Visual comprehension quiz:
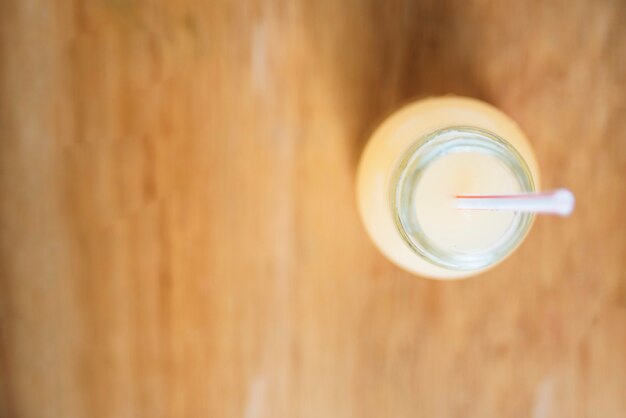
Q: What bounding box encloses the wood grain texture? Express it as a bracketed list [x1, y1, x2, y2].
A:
[1, 0, 625, 417]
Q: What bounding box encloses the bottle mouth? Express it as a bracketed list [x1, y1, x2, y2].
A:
[391, 126, 536, 271]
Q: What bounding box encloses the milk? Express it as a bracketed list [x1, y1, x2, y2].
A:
[356, 96, 540, 279]
[415, 151, 520, 252]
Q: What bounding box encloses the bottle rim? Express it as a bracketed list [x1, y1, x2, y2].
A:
[391, 126, 536, 271]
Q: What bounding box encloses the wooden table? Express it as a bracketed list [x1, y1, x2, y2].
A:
[1, 1, 625, 417]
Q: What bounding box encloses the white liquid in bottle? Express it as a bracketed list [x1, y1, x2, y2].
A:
[356, 96, 540, 279]
[415, 152, 520, 252]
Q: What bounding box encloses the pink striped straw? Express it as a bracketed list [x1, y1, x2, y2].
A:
[455, 188, 575, 217]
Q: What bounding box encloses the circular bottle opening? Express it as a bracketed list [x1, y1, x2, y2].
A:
[392, 126, 536, 271]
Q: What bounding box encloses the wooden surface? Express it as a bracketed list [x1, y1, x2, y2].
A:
[1, 1, 626, 417]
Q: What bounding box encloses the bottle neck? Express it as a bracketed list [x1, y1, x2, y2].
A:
[392, 126, 536, 271]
